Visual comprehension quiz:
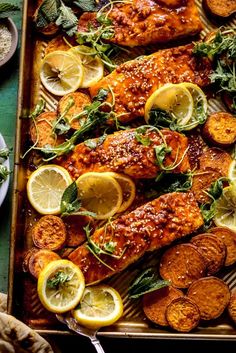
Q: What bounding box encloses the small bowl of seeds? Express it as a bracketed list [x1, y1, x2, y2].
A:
[0, 17, 18, 68]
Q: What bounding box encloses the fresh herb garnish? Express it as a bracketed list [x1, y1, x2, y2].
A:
[46, 271, 70, 289]
[0, 165, 10, 184]
[55, 1, 78, 37]
[0, 148, 10, 160]
[60, 181, 96, 217]
[200, 177, 229, 228]
[193, 30, 236, 107]
[28, 99, 46, 120]
[135, 126, 151, 146]
[0, 2, 19, 16]
[129, 268, 170, 299]
[73, 0, 97, 12]
[144, 172, 193, 199]
[154, 144, 172, 168]
[84, 132, 107, 149]
[52, 97, 74, 135]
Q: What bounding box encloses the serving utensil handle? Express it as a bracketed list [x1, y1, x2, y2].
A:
[90, 337, 106, 353]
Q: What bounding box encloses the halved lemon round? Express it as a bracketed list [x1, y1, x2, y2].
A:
[37, 259, 85, 313]
[40, 51, 84, 96]
[76, 172, 123, 220]
[179, 82, 208, 130]
[72, 285, 123, 329]
[103, 172, 136, 213]
[27, 165, 72, 214]
[69, 46, 104, 88]
[144, 83, 193, 126]
[214, 183, 236, 232]
[228, 160, 236, 182]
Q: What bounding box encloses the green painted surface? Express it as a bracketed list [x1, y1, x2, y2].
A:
[0, 0, 22, 293]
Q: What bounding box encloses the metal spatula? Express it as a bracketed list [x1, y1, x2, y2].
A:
[56, 314, 105, 353]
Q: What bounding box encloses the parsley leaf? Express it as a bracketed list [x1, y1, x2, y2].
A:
[46, 271, 70, 289]
[154, 144, 172, 168]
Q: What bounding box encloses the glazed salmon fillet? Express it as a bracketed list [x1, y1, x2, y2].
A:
[89, 44, 212, 123]
[61, 128, 190, 180]
[69, 192, 203, 284]
[78, 0, 202, 47]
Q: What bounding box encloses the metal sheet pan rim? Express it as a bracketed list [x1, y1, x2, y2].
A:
[8, 0, 236, 339]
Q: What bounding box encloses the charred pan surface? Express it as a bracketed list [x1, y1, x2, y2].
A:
[61, 128, 190, 180]
[78, 0, 203, 47]
[68, 192, 203, 284]
[89, 44, 212, 123]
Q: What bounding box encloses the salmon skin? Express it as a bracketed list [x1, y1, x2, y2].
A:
[89, 44, 212, 123]
[69, 192, 203, 284]
[78, 0, 203, 47]
[60, 128, 190, 180]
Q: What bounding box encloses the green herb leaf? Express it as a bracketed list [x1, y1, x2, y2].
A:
[208, 177, 228, 200]
[0, 3, 19, 14]
[46, 271, 70, 289]
[135, 127, 151, 146]
[28, 99, 46, 120]
[104, 241, 117, 254]
[97, 14, 112, 26]
[56, 2, 78, 36]
[93, 88, 109, 102]
[154, 144, 172, 168]
[73, 0, 97, 12]
[129, 268, 170, 299]
[0, 148, 10, 160]
[0, 165, 10, 184]
[61, 181, 82, 216]
[149, 108, 173, 128]
[35, 0, 60, 28]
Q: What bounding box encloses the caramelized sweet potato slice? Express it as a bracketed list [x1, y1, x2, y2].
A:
[190, 233, 226, 275]
[203, 0, 236, 18]
[58, 92, 91, 130]
[44, 35, 76, 56]
[64, 215, 94, 247]
[159, 244, 206, 289]
[187, 277, 230, 320]
[142, 286, 184, 327]
[32, 215, 66, 251]
[30, 112, 64, 148]
[199, 147, 232, 177]
[28, 249, 60, 278]
[22, 248, 39, 273]
[203, 112, 236, 147]
[228, 290, 236, 325]
[209, 227, 236, 266]
[166, 297, 200, 332]
[191, 168, 222, 204]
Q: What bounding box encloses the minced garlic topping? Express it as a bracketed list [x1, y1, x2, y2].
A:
[0, 24, 12, 62]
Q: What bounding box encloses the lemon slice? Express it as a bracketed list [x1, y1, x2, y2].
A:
[37, 259, 85, 313]
[69, 46, 104, 88]
[72, 285, 123, 329]
[40, 51, 84, 96]
[145, 83, 193, 126]
[214, 183, 236, 232]
[27, 165, 72, 215]
[179, 83, 208, 130]
[104, 172, 136, 213]
[228, 160, 236, 182]
[76, 172, 123, 220]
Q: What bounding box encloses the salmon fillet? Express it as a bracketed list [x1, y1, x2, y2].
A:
[78, 0, 203, 47]
[69, 192, 203, 284]
[89, 44, 212, 123]
[60, 128, 190, 180]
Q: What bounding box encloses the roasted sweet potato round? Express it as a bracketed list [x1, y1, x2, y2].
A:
[199, 147, 232, 177]
[159, 244, 207, 288]
[142, 286, 184, 326]
[32, 215, 66, 251]
[190, 233, 226, 275]
[22, 248, 39, 273]
[202, 112, 236, 147]
[64, 215, 94, 247]
[166, 297, 200, 332]
[203, 0, 236, 18]
[187, 277, 230, 320]
[228, 290, 236, 325]
[58, 92, 91, 130]
[191, 168, 222, 204]
[44, 35, 76, 56]
[209, 227, 236, 266]
[28, 249, 61, 278]
[30, 112, 64, 148]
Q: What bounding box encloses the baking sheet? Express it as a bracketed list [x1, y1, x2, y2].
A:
[8, 0, 236, 339]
